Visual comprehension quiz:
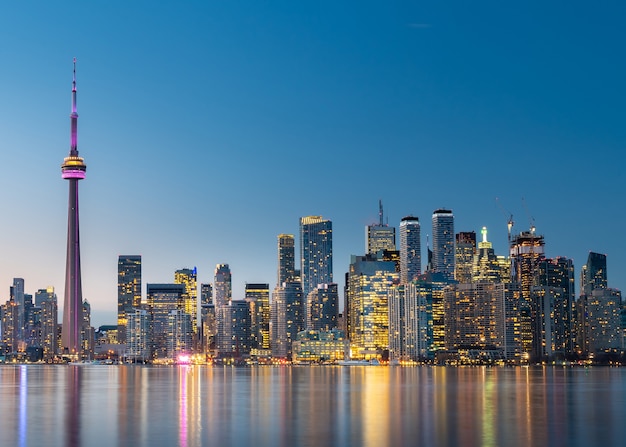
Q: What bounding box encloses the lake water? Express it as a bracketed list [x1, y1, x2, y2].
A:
[0, 365, 624, 447]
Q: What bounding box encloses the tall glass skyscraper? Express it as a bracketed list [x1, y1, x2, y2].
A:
[431, 209, 455, 281]
[300, 216, 333, 299]
[277, 234, 296, 285]
[455, 231, 476, 284]
[118, 255, 142, 345]
[214, 264, 232, 308]
[399, 216, 421, 284]
[174, 267, 198, 333]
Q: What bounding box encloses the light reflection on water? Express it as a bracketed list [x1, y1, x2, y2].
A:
[0, 365, 624, 447]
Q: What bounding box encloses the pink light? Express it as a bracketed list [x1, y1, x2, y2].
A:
[177, 354, 191, 364]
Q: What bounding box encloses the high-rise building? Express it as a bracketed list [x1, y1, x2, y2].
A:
[117, 255, 142, 345]
[444, 282, 506, 352]
[214, 264, 232, 308]
[366, 201, 396, 255]
[306, 283, 339, 331]
[36, 287, 58, 358]
[586, 288, 622, 353]
[399, 216, 421, 284]
[472, 227, 507, 283]
[271, 282, 303, 359]
[432, 209, 455, 281]
[174, 267, 198, 333]
[200, 283, 213, 306]
[216, 300, 252, 357]
[12, 278, 25, 344]
[61, 60, 87, 356]
[245, 283, 270, 350]
[389, 282, 432, 362]
[300, 216, 333, 299]
[277, 234, 296, 284]
[346, 253, 398, 359]
[581, 252, 607, 296]
[455, 231, 476, 283]
[167, 309, 193, 358]
[126, 309, 150, 362]
[146, 284, 185, 360]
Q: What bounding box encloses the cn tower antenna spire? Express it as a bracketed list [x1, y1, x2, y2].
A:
[70, 57, 78, 156]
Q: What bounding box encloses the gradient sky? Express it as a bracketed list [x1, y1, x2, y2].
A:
[0, 2, 624, 327]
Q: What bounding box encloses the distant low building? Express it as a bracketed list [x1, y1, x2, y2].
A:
[292, 329, 348, 363]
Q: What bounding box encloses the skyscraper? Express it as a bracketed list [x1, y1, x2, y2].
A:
[174, 267, 198, 333]
[277, 234, 296, 284]
[300, 216, 333, 299]
[214, 264, 232, 308]
[146, 284, 185, 360]
[117, 255, 142, 345]
[61, 59, 87, 356]
[455, 231, 476, 284]
[245, 283, 270, 350]
[399, 216, 421, 283]
[366, 201, 396, 255]
[431, 209, 455, 281]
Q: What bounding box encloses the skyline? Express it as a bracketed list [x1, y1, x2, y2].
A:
[0, 2, 624, 328]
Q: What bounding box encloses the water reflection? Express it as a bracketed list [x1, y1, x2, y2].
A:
[0, 365, 625, 446]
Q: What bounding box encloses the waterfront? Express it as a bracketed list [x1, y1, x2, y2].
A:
[0, 365, 624, 447]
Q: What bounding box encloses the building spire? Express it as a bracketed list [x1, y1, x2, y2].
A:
[379, 199, 384, 226]
[70, 57, 78, 156]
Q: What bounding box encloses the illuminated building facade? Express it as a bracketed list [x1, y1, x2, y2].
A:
[473, 227, 506, 283]
[167, 309, 193, 358]
[278, 234, 296, 284]
[126, 309, 149, 362]
[214, 264, 232, 308]
[366, 202, 395, 255]
[200, 283, 213, 306]
[271, 281, 303, 359]
[399, 216, 421, 283]
[389, 282, 432, 361]
[245, 283, 270, 349]
[455, 231, 476, 284]
[306, 283, 339, 331]
[432, 209, 455, 281]
[117, 255, 142, 345]
[586, 288, 622, 353]
[346, 254, 398, 359]
[292, 329, 348, 363]
[444, 282, 506, 352]
[36, 287, 58, 358]
[146, 284, 185, 360]
[300, 216, 333, 299]
[61, 60, 87, 356]
[174, 268, 198, 333]
[216, 300, 251, 357]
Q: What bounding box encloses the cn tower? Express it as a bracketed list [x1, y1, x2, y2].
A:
[61, 59, 87, 356]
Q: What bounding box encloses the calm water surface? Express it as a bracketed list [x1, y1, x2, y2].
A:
[0, 365, 624, 447]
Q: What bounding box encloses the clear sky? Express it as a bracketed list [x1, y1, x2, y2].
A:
[0, 2, 624, 328]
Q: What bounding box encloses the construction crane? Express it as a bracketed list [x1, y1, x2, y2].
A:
[495, 197, 514, 245]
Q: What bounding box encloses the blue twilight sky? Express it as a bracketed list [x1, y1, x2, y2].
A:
[0, 2, 624, 327]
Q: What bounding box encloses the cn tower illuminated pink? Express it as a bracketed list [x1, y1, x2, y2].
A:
[61, 58, 87, 356]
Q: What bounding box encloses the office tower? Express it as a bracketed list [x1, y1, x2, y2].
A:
[35, 287, 58, 358]
[431, 209, 455, 280]
[535, 257, 575, 359]
[214, 264, 232, 308]
[389, 282, 432, 362]
[200, 283, 213, 306]
[473, 227, 506, 283]
[300, 216, 333, 299]
[444, 282, 506, 352]
[126, 309, 149, 362]
[277, 234, 296, 284]
[174, 267, 198, 333]
[581, 252, 607, 295]
[216, 300, 252, 357]
[271, 282, 303, 359]
[510, 230, 545, 301]
[146, 284, 185, 360]
[245, 283, 270, 349]
[586, 288, 622, 352]
[117, 255, 142, 345]
[200, 304, 216, 354]
[346, 253, 399, 359]
[12, 278, 25, 344]
[400, 216, 421, 283]
[81, 300, 94, 359]
[61, 60, 87, 356]
[167, 309, 193, 358]
[366, 201, 396, 255]
[1, 295, 19, 352]
[455, 231, 476, 283]
[306, 283, 339, 331]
